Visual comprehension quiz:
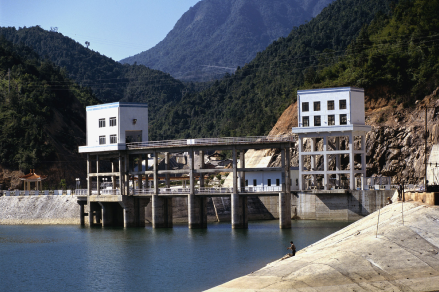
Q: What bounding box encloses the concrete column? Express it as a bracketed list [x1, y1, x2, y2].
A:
[165, 152, 170, 188]
[349, 133, 355, 190]
[310, 138, 316, 187]
[153, 152, 158, 195]
[188, 149, 207, 228]
[323, 135, 328, 190]
[87, 154, 92, 196]
[285, 146, 291, 193]
[280, 145, 291, 229]
[199, 150, 205, 187]
[189, 149, 194, 194]
[119, 153, 124, 196]
[361, 135, 366, 183]
[298, 136, 304, 190]
[279, 192, 291, 229]
[188, 195, 207, 229]
[281, 148, 286, 193]
[79, 201, 86, 226]
[239, 150, 245, 192]
[335, 137, 340, 187]
[232, 147, 237, 193]
[137, 154, 143, 191]
[96, 155, 101, 196]
[124, 153, 129, 195]
[152, 195, 173, 228]
[231, 193, 248, 229]
[111, 160, 116, 191]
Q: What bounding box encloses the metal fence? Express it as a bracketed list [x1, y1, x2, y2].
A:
[127, 135, 294, 150]
[1, 190, 73, 196]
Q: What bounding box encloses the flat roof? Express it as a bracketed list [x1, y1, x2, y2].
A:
[297, 87, 364, 95]
[86, 102, 148, 111]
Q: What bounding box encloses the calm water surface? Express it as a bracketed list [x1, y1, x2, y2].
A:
[0, 220, 351, 292]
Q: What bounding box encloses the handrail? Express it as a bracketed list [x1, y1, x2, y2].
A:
[126, 135, 295, 150]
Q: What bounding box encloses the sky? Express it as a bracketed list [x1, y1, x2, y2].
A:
[0, 0, 200, 61]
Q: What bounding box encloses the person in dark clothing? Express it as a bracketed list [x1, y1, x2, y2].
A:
[287, 241, 296, 256]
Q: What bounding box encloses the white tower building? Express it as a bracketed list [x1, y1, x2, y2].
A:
[292, 87, 371, 190]
[79, 102, 148, 153]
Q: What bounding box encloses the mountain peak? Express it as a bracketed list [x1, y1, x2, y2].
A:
[120, 0, 335, 81]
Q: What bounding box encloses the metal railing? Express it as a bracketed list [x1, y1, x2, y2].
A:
[127, 135, 294, 150]
[2, 190, 73, 196]
[131, 186, 283, 195]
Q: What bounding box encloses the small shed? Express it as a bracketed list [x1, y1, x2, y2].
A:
[208, 152, 226, 161]
[19, 169, 47, 191]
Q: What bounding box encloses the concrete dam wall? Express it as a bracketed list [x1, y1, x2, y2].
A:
[260, 190, 397, 221]
[0, 190, 401, 225]
[0, 195, 80, 225]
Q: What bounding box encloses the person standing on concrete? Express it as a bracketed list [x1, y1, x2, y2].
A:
[287, 241, 296, 256]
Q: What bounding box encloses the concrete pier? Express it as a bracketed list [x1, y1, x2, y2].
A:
[87, 195, 149, 227]
[188, 195, 207, 228]
[152, 195, 173, 228]
[278, 192, 291, 228]
[231, 193, 248, 229]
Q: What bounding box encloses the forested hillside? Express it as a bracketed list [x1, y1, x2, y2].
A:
[310, 0, 439, 104]
[150, 0, 397, 139]
[0, 36, 97, 185]
[121, 0, 335, 81]
[0, 26, 187, 140]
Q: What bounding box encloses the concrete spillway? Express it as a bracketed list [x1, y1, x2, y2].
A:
[206, 202, 439, 291]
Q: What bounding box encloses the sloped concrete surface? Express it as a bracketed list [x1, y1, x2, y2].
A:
[207, 202, 439, 291]
[0, 195, 80, 224]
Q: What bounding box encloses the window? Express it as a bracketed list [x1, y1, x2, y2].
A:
[302, 102, 309, 112]
[328, 115, 335, 125]
[327, 100, 334, 110]
[267, 179, 271, 186]
[245, 180, 248, 187]
[340, 114, 347, 125]
[99, 118, 105, 128]
[99, 136, 106, 145]
[296, 179, 299, 186]
[339, 99, 347, 109]
[313, 101, 320, 111]
[110, 135, 117, 144]
[276, 179, 280, 186]
[109, 117, 116, 127]
[302, 116, 309, 127]
[314, 115, 321, 126]
[253, 179, 257, 187]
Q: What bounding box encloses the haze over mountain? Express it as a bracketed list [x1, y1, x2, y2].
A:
[120, 0, 335, 81]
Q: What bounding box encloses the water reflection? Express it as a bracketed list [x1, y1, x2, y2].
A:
[0, 220, 351, 292]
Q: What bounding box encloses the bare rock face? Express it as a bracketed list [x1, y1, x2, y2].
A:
[268, 87, 439, 184]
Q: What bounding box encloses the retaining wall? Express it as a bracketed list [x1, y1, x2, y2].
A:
[260, 190, 397, 220]
[0, 195, 80, 225]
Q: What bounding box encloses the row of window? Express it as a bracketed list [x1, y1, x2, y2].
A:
[245, 179, 280, 187]
[99, 117, 117, 128]
[302, 99, 346, 112]
[99, 135, 117, 145]
[302, 114, 347, 127]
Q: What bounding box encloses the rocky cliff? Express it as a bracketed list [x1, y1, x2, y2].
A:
[267, 87, 439, 184]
